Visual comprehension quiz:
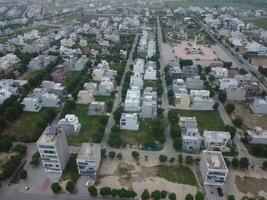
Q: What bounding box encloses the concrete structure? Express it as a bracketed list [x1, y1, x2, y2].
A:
[250, 97, 267, 114]
[172, 79, 186, 94]
[179, 117, 202, 152]
[219, 78, 239, 90]
[130, 73, 143, 89]
[76, 143, 101, 177]
[140, 87, 157, 118]
[246, 127, 267, 144]
[37, 125, 70, 174]
[120, 113, 139, 131]
[124, 88, 141, 112]
[210, 67, 228, 78]
[133, 58, 145, 74]
[190, 90, 214, 110]
[226, 86, 246, 101]
[144, 61, 157, 80]
[203, 130, 231, 152]
[41, 81, 65, 96]
[200, 150, 228, 186]
[41, 93, 61, 108]
[175, 93, 191, 110]
[84, 82, 97, 95]
[22, 97, 42, 112]
[58, 114, 81, 136]
[88, 101, 106, 115]
[77, 90, 94, 104]
[28, 55, 56, 71]
[92, 68, 104, 82]
[186, 77, 204, 90]
[98, 77, 115, 96]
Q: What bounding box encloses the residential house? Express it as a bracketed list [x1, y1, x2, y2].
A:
[84, 82, 97, 95]
[58, 114, 81, 136]
[243, 82, 261, 98]
[190, 90, 215, 110]
[52, 65, 69, 83]
[0, 89, 12, 104]
[28, 55, 56, 71]
[246, 127, 267, 144]
[182, 65, 199, 78]
[124, 88, 141, 112]
[22, 97, 42, 112]
[77, 90, 94, 104]
[210, 67, 228, 78]
[76, 143, 101, 177]
[175, 93, 191, 110]
[41, 93, 61, 108]
[173, 79, 186, 94]
[219, 78, 239, 90]
[140, 87, 157, 118]
[130, 73, 143, 90]
[186, 77, 204, 90]
[88, 101, 106, 116]
[92, 68, 104, 81]
[73, 55, 88, 71]
[0, 54, 20, 73]
[98, 77, 115, 96]
[120, 113, 139, 131]
[41, 81, 65, 97]
[200, 150, 228, 186]
[250, 97, 267, 114]
[37, 125, 69, 174]
[203, 130, 231, 152]
[226, 85, 246, 101]
[133, 59, 145, 74]
[235, 74, 252, 86]
[144, 61, 157, 80]
[147, 40, 156, 59]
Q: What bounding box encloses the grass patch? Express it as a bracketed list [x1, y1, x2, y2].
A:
[174, 110, 224, 134]
[94, 96, 111, 102]
[251, 18, 267, 30]
[144, 80, 157, 89]
[34, 25, 57, 33]
[2, 108, 58, 142]
[157, 165, 198, 187]
[62, 154, 79, 183]
[67, 105, 108, 146]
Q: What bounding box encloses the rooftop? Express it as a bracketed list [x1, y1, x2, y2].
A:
[77, 143, 100, 161]
[202, 150, 228, 171]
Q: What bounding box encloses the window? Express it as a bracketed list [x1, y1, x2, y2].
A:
[39, 145, 54, 149]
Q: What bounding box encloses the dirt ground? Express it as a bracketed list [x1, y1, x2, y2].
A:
[228, 69, 240, 78]
[232, 103, 267, 129]
[235, 176, 267, 196]
[251, 57, 267, 68]
[97, 158, 199, 199]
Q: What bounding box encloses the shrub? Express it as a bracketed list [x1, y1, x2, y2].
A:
[159, 154, 168, 162]
[66, 181, 75, 193]
[131, 151, 139, 160]
[173, 138, 182, 151]
[100, 187, 111, 196]
[161, 190, 168, 198]
[109, 151, 116, 159]
[232, 157, 239, 168]
[141, 189, 150, 200]
[262, 160, 267, 170]
[224, 157, 231, 167]
[51, 182, 61, 193]
[185, 194, 194, 200]
[195, 191, 205, 200]
[117, 153, 122, 160]
[169, 157, 175, 163]
[88, 185, 97, 196]
[14, 144, 27, 155]
[225, 125, 236, 139]
[239, 157, 249, 169]
[232, 117, 243, 128]
[218, 90, 227, 103]
[0, 137, 12, 152]
[228, 195, 236, 200]
[185, 156, 193, 165]
[225, 103, 235, 114]
[178, 154, 183, 164]
[19, 169, 27, 179]
[30, 151, 40, 166]
[151, 190, 161, 200]
[169, 192, 176, 200]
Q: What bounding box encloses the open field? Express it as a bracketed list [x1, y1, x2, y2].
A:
[251, 18, 267, 30]
[173, 110, 224, 134]
[67, 105, 108, 146]
[251, 57, 267, 68]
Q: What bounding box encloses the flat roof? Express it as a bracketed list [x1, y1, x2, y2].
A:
[202, 150, 228, 171]
[77, 143, 100, 161]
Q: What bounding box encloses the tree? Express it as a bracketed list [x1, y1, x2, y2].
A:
[232, 117, 243, 128]
[66, 181, 75, 193]
[113, 106, 123, 124]
[169, 157, 175, 163]
[109, 151, 116, 159]
[262, 160, 267, 170]
[141, 189, 150, 200]
[100, 187, 111, 196]
[117, 153, 122, 160]
[0, 116, 7, 130]
[225, 103, 235, 114]
[88, 185, 97, 196]
[239, 157, 249, 169]
[218, 90, 227, 103]
[161, 190, 168, 198]
[151, 190, 161, 200]
[173, 138, 182, 151]
[168, 110, 179, 123]
[228, 195, 236, 200]
[131, 151, 140, 160]
[101, 149, 106, 158]
[224, 157, 231, 167]
[232, 157, 239, 168]
[185, 156, 193, 165]
[106, 100, 113, 113]
[195, 191, 205, 200]
[19, 169, 27, 179]
[185, 194, 194, 200]
[178, 154, 183, 164]
[0, 137, 12, 152]
[14, 144, 27, 155]
[51, 182, 61, 193]
[225, 125, 236, 139]
[159, 154, 168, 162]
[169, 192, 176, 200]
[111, 189, 118, 198]
[30, 151, 40, 166]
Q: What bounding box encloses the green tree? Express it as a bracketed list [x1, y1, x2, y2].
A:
[178, 154, 183, 164]
[51, 182, 61, 193]
[106, 100, 113, 113]
[14, 144, 27, 155]
[117, 153, 122, 160]
[225, 125, 236, 139]
[232, 157, 239, 168]
[185, 156, 193, 165]
[224, 157, 231, 167]
[218, 90, 227, 103]
[225, 103, 235, 114]
[88, 185, 97, 196]
[131, 151, 140, 160]
[100, 187, 111, 196]
[185, 194, 194, 200]
[169, 192, 176, 200]
[0, 116, 7, 130]
[141, 189, 150, 200]
[173, 138, 183, 151]
[113, 106, 123, 124]
[195, 191, 205, 200]
[228, 195, 236, 200]
[151, 190, 161, 200]
[109, 151, 116, 159]
[232, 117, 243, 128]
[30, 151, 40, 166]
[169, 157, 175, 163]
[19, 169, 27, 179]
[239, 157, 249, 169]
[262, 160, 267, 170]
[161, 190, 168, 198]
[66, 181, 75, 193]
[0, 137, 12, 152]
[159, 154, 168, 162]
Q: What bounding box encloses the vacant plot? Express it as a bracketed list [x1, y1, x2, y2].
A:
[235, 175, 267, 196]
[251, 57, 267, 68]
[252, 18, 267, 30]
[175, 110, 224, 134]
[3, 108, 58, 142]
[67, 105, 108, 145]
[157, 165, 198, 187]
[232, 103, 267, 129]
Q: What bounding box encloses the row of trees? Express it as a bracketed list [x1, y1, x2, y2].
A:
[88, 185, 136, 198]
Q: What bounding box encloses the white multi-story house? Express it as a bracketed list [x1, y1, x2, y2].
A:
[173, 79, 186, 94]
[0, 89, 12, 104]
[58, 114, 81, 136]
[246, 127, 267, 144]
[200, 150, 228, 186]
[190, 90, 214, 110]
[133, 58, 145, 74]
[250, 97, 267, 114]
[37, 125, 70, 174]
[98, 77, 115, 96]
[144, 62, 157, 80]
[179, 117, 202, 152]
[41, 81, 65, 96]
[210, 67, 228, 78]
[219, 78, 239, 90]
[22, 97, 42, 112]
[226, 86, 246, 101]
[140, 87, 157, 118]
[77, 90, 94, 104]
[124, 88, 141, 112]
[130, 73, 143, 90]
[84, 82, 97, 95]
[120, 113, 139, 131]
[76, 143, 101, 178]
[203, 130, 231, 152]
[41, 93, 61, 108]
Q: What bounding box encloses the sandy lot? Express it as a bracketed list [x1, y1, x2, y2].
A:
[251, 57, 267, 68]
[97, 158, 200, 199]
[232, 103, 267, 129]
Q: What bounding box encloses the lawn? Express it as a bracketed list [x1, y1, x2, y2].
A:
[143, 81, 157, 89]
[174, 110, 224, 134]
[156, 165, 198, 187]
[67, 105, 108, 146]
[2, 108, 58, 142]
[62, 154, 79, 183]
[34, 25, 57, 33]
[252, 18, 267, 30]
